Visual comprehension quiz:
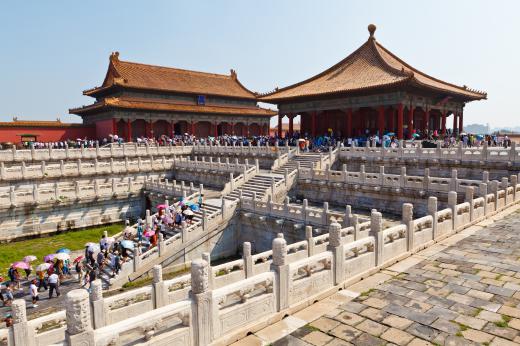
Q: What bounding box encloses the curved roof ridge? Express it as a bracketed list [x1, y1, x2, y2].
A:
[374, 41, 486, 97]
[259, 39, 379, 97]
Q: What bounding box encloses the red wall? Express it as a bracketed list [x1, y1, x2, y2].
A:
[95, 119, 114, 140]
[0, 126, 96, 143]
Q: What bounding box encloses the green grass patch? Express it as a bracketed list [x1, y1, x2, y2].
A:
[471, 307, 483, 317]
[494, 314, 512, 328]
[495, 274, 504, 280]
[360, 288, 375, 297]
[451, 321, 469, 332]
[0, 223, 123, 273]
[303, 324, 320, 333]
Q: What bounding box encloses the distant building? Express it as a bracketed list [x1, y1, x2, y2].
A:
[0, 119, 94, 144]
[70, 52, 275, 139]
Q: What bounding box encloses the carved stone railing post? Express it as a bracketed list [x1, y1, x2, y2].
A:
[158, 232, 165, 256]
[511, 175, 518, 201]
[272, 236, 288, 311]
[33, 184, 39, 203]
[448, 191, 458, 230]
[400, 167, 406, 188]
[0, 162, 5, 180]
[329, 221, 344, 285]
[191, 258, 213, 346]
[479, 182, 488, 214]
[305, 225, 315, 256]
[371, 210, 384, 266]
[242, 242, 253, 278]
[10, 299, 34, 346]
[344, 205, 352, 228]
[351, 214, 360, 240]
[482, 171, 489, 183]
[302, 198, 307, 223]
[428, 196, 438, 239]
[133, 248, 141, 272]
[60, 159, 65, 175]
[89, 279, 106, 329]
[490, 180, 499, 211]
[466, 186, 475, 221]
[322, 201, 329, 225]
[450, 169, 458, 191]
[152, 265, 167, 309]
[41, 160, 46, 177]
[65, 289, 95, 345]
[402, 203, 414, 251]
[423, 168, 430, 191]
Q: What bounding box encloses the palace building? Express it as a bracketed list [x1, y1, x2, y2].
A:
[69, 52, 275, 140]
[0, 24, 487, 143]
[260, 24, 487, 139]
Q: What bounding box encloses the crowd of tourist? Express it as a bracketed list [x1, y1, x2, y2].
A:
[0, 193, 203, 312]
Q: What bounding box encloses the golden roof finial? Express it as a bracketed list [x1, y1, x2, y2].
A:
[110, 51, 120, 62]
[368, 24, 376, 38]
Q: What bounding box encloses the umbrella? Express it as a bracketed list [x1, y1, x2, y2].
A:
[460, 132, 467, 136]
[73, 256, 84, 263]
[85, 242, 96, 247]
[183, 209, 194, 216]
[385, 132, 396, 136]
[100, 237, 115, 246]
[144, 230, 155, 237]
[412, 133, 421, 138]
[23, 255, 37, 263]
[44, 254, 56, 262]
[11, 261, 30, 270]
[120, 240, 135, 250]
[35, 263, 51, 272]
[185, 201, 194, 206]
[56, 248, 71, 254]
[190, 204, 200, 212]
[156, 204, 167, 209]
[476, 134, 484, 140]
[88, 244, 100, 253]
[55, 253, 70, 261]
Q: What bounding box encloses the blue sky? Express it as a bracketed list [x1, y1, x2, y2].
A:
[0, 0, 518, 127]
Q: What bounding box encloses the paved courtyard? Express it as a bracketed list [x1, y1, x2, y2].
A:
[234, 208, 520, 346]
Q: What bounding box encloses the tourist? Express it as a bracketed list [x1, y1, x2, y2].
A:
[198, 193, 204, 210]
[4, 314, 13, 328]
[75, 260, 84, 284]
[48, 272, 60, 298]
[4, 284, 14, 305]
[97, 250, 105, 271]
[112, 251, 121, 277]
[24, 265, 32, 280]
[88, 268, 97, 288]
[29, 279, 39, 308]
[37, 269, 48, 291]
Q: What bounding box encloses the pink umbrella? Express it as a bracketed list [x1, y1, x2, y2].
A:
[44, 254, 56, 262]
[144, 230, 155, 237]
[156, 204, 167, 209]
[12, 261, 30, 270]
[23, 255, 37, 262]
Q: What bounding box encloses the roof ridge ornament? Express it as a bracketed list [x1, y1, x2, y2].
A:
[368, 24, 376, 39]
[110, 51, 120, 62]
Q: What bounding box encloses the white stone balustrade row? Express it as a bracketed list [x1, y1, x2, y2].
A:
[339, 141, 520, 163]
[193, 141, 289, 156]
[298, 165, 504, 195]
[8, 178, 520, 346]
[0, 142, 192, 163]
[175, 156, 258, 175]
[0, 177, 147, 208]
[144, 179, 202, 200]
[0, 156, 176, 181]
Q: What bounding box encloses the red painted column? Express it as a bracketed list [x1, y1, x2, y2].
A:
[459, 111, 463, 132]
[311, 112, 316, 137]
[388, 108, 395, 133]
[407, 106, 414, 139]
[231, 122, 235, 136]
[112, 118, 117, 136]
[346, 109, 353, 137]
[423, 108, 429, 134]
[397, 104, 404, 140]
[191, 121, 196, 136]
[288, 115, 294, 137]
[378, 106, 385, 137]
[453, 112, 458, 134]
[277, 114, 283, 138]
[441, 111, 447, 135]
[127, 120, 132, 141]
[214, 122, 218, 137]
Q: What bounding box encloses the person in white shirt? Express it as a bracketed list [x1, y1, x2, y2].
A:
[29, 279, 38, 307]
[48, 273, 60, 299]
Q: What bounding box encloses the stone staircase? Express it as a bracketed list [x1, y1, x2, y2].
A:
[224, 174, 284, 202]
[271, 152, 325, 175]
[98, 202, 221, 289]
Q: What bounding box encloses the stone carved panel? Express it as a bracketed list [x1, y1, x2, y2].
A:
[218, 294, 274, 335]
[288, 269, 332, 306]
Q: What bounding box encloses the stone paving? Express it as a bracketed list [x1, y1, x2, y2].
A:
[233, 208, 520, 346]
